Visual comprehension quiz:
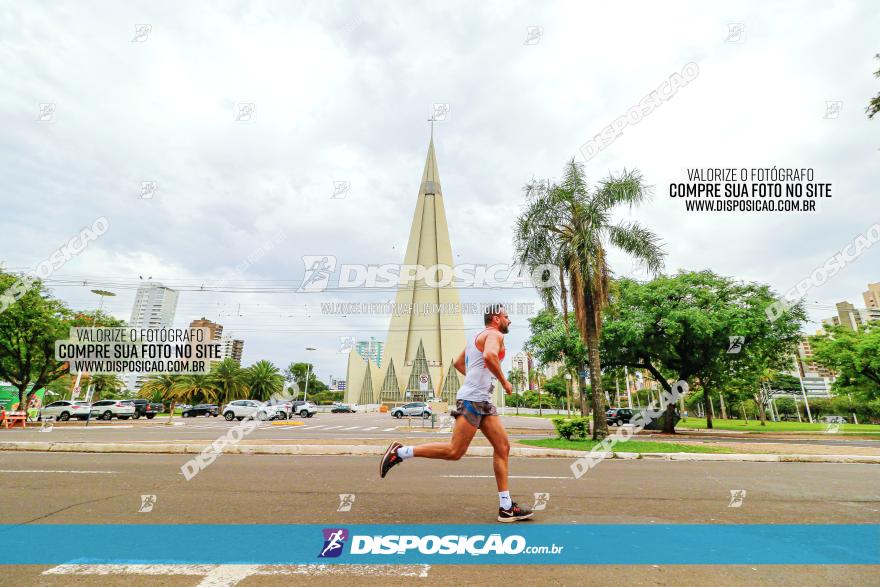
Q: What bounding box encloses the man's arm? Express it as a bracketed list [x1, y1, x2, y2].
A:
[453, 349, 466, 376]
[482, 332, 513, 394]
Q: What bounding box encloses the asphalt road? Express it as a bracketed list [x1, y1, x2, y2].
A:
[12, 412, 880, 449]
[1, 450, 878, 585]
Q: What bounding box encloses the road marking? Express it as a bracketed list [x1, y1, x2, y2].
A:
[43, 564, 431, 583]
[305, 425, 326, 429]
[0, 470, 117, 474]
[322, 426, 342, 430]
[198, 564, 256, 586]
[382, 427, 397, 431]
[340, 426, 361, 430]
[441, 474, 571, 479]
[361, 427, 378, 431]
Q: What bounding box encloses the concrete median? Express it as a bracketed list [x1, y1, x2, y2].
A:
[1, 441, 880, 463]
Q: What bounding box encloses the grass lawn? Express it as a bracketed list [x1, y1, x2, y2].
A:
[519, 438, 734, 454]
[677, 417, 880, 434]
[511, 413, 880, 434]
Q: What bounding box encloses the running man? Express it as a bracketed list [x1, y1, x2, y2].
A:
[380, 304, 533, 522]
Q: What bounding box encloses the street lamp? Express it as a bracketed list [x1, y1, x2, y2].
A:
[72, 289, 116, 401]
[303, 347, 317, 403]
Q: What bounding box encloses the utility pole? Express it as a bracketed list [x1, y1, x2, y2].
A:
[793, 355, 813, 423]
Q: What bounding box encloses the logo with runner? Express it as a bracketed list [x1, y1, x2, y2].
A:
[318, 528, 349, 558]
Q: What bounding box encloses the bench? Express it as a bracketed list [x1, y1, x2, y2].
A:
[1, 411, 27, 429]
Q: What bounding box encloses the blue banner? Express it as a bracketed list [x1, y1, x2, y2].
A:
[1, 524, 877, 565]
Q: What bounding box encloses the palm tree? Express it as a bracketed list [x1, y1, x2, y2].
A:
[515, 159, 665, 439]
[88, 374, 125, 401]
[508, 368, 525, 393]
[210, 359, 247, 408]
[244, 360, 284, 401]
[140, 374, 184, 422]
[175, 373, 218, 406]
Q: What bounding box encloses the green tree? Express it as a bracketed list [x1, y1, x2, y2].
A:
[0, 270, 124, 408]
[284, 362, 326, 397]
[245, 360, 284, 401]
[175, 373, 218, 405]
[515, 161, 665, 439]
[810, 324, 880, 400]
[140, 374, 185, 419]
[868, 53, 880, 119]
[601, 272, 806, 432]
[209, 358, 247, 406]
[88, 374, 126, 401]
[508, 368, 526, 393]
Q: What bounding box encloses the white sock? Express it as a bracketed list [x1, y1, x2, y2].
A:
[396, 446, 414, 460]
[499, 491, 512, 510]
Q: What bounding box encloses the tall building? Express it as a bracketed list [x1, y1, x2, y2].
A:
[863, 282, 880, 310]
[189, 318, 224, 369]
[355, 337, 384, 368]
[219, 336, 244, 365]
[189, 317, 223, 341]
[124, 281, 179, 392]
[790, 336, 834, 398]
[128, 282, 179, 329]
[346, 136, 490, 405]
[511, 351, 531, 393]
[823, 300, 880, 332]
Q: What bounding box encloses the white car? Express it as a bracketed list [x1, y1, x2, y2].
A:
[222, 400, 284, 421]
[39, 400, 91, 421]
[291, 401, 318, 418]
[90, 399, 137, 420]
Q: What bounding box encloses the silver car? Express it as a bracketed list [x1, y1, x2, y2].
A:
[390, 402, 432, 418]
[90, 399, 137, 420]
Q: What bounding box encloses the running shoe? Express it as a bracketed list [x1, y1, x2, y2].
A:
[497, 502, 534, 522]
[380, 441, 403, 478]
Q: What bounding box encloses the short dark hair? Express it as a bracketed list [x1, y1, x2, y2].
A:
[484, 303, 505, 325]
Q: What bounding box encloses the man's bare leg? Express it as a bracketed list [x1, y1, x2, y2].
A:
[479, 415, 510, 492]
[413, 415, 478, 460]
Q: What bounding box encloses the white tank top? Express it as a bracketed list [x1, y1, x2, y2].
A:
[456, 329, 502, 402]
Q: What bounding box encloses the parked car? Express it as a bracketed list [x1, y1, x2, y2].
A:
[606, 408, 636, 426]
[90, 399, 137, 420]
[331, 403, 358, 413]
[181, 403, 219, 417]
[130, 399, 164, 419]
[291, 400, 318, 418]
[222, 400, 284, 421]
[821, 415, 847, 424]
[39, 400, 92, 421]
[390, 402, 431, 418]
[265, 399, 294, 419]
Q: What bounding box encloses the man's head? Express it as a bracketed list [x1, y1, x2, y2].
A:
[484, 304, 510, 334]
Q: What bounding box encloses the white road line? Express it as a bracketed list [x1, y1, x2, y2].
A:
[339, 426, 361, 431]
[42, 564, 431, 582]
[0, 469, 117, 474]
[361, 427, 378, 431]
[382, 427, 397, 431]
[321, 426, 342, 430]
[441, 475, 572, 479]
[306, 425, 327, 429]
[197, 564, 257, 586]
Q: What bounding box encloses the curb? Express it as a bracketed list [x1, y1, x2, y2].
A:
[1, 441, 880, 463]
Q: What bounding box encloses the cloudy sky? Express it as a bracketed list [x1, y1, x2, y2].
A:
[1, 0, 878, 383]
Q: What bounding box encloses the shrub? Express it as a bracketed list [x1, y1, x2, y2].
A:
[552, 416, 590, 440]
